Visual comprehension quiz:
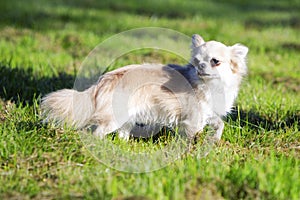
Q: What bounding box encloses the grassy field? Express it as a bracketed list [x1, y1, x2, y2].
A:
[0, 0, 300, 199]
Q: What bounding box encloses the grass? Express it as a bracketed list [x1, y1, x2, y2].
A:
[0, 0, 300, 199]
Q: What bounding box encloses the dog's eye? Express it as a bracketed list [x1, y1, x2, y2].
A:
[194, 57, 201, 64]
[211, 58, 220, 66]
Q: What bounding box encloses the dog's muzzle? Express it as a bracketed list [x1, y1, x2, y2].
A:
[196, 63, 210, 76]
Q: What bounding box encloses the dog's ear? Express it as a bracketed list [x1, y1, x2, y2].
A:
[231, 44, 248, 59]
[230, 44, 248, 74]
[191, 34, 205, 48]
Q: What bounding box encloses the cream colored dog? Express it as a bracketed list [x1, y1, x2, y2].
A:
[41, 34, 248, 143]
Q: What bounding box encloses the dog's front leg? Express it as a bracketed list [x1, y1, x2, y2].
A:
[207, 116, 224, 141]
[178, 123, 199, 152]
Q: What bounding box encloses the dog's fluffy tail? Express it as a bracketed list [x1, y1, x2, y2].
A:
[41, 87, 95, 128]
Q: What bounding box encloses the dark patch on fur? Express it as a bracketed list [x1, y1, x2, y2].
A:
[161, 64, 201, 93]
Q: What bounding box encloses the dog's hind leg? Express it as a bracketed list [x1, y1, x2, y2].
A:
[93, 126, 113, 139]
[117, 121, 135, 141]
[92, 120, 120, 139]
[118, 130, 130, 141]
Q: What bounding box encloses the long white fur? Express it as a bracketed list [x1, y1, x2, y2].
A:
[41, 34, 248, 141]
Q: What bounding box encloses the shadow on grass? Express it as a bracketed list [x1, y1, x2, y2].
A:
[0, 62, 105, 105]
[227, 107, 300, 131]
[244, 17, 300, 30]
[0, 63, 75, 104]
[0, 0, 299, 31]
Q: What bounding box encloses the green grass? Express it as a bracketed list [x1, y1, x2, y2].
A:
[0, 0, 300, 199]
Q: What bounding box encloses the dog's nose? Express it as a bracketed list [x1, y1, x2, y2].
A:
[200, 63, 206, 69]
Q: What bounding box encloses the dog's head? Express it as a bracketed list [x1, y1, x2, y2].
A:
[190, 34, 248, 85]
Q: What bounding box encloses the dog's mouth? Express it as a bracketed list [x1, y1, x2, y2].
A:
[198, 72, 210, 76]
[197, 69, 211, 77]
[197, 70, 219, 78]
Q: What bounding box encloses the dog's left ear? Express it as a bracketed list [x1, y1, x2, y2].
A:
[230, 44, 248, 74]
[231, 44, 248, 59]
[192, 34, 205, 48]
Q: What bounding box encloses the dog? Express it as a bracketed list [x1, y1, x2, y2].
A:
[41, 34, 248, 143]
